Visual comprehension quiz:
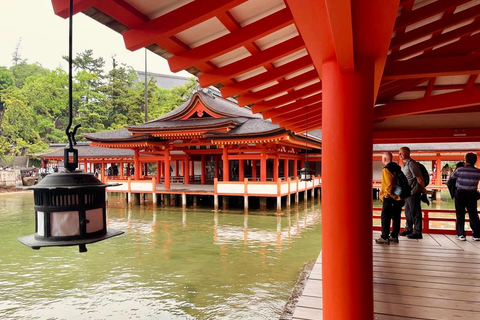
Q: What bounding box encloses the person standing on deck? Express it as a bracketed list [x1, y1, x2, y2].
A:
[399, 147, 425, 239]
[376, 152, 404, 245]
[448, 153, 480, 241]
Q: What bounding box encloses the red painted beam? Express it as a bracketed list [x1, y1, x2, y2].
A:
[168, 8, 293, 72]
[269, 101, 322, 123]
[374, 128, 480, 143]
[251, 82, 322, 113]
[324, 0, 354, 72]
[266, 97, 322, 121]
[220, 55, 313, 98]
[237, 70, 319, 106]
[96, 0, 149, 28]
[278, 110, 322, 128]
[383, 53, 480, 80]
[394, 0, 470, 30]
[422, 32, 480, 59]
[198, 36, 305, 87]
[52, 0, 96, 18]
[390, 4, 480, 49]
[374, 87, 480, 120]
[122, 0, 247, 51]
[287, 119, 322, 133]
[389, 19, 480, 61]
[377, 78, 428, 102]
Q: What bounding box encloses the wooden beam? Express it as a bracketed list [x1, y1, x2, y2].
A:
[95, 0, 148, 28]
[220, 55, 313, 97]
[266, 97, 322, 121]
[168, 8, 293, 72]
[52, 0, 96, 18]
[390, 4, 480, 49]
[198, 36, 305, 87]
[237, 70, 319, 106]
[374, 87, 480, 120]
[377, 78, 428, 102]
[269, 101, 322, 123]
[251, 82, 322, 113]
[389, 19, 480, 61]
[288, 119, 322, 133]
[374, 128, 480, 143]
[394, 0, 470, 30]
[383, 54, 480, 80]
[324, 0, 354, 72]
[122, 0, 247, 51]
[278, 110, 322, 127]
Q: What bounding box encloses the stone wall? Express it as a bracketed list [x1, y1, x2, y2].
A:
[0, 170, 22, 188]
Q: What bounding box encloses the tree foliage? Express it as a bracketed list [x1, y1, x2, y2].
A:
[0, 49, 196, 163]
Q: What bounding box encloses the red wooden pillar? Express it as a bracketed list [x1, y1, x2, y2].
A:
[322, 58, 374, 319]
[260, 149, 267, 182]
[252, 160, 257, 181]
[435, 156, 442, 186]
[284, 159, 289, 179]
[222, 147, 229, 182]
[165, 149, 171, 190]
[185, 155, 190, 185]
[273, 157, 279, 181]
[127, 163, 130, 177]
[239, 159, 244, 181]
[134, 150, 140, 180]
[156, 160, 161, 184]
[201, 155, 206, 184]
[120, 162, 124, 178]
[293, 158, 298, 179]
[83, 160, 88, 172]
[175, 160, 179, 177]
[101, 162, 106, 182]
[191, 160, 195, 179]
[300, 159, 305, 170]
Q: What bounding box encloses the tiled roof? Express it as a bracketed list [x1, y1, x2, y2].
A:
[40, 145, 134, 158]
[128, 117, 249, 130]
[136, 71, 192, 89]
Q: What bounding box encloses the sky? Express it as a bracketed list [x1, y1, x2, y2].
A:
[0, 0, 191, 76]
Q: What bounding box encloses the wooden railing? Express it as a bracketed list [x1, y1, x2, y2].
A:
[373, 208, 476, 235]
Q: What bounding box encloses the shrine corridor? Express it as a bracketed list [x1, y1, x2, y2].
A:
[293, 231, 480, 320]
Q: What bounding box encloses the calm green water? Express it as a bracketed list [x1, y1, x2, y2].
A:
[0, 192, 322, 320]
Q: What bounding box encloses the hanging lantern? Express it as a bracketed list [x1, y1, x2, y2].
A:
[17, 0, 123, 253]
[298, 161, 314, 182]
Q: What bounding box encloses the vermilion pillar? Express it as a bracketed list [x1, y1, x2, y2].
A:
[222, 147, 229, 182]
[239, 159, 244, 181]
[215, 156, 219, 179]
[436, 156, 442, 186]
[322, 58, 374, 319]
[260, 149, 267, 182]
[156, 160, 161, 184]
[284, 159, 289, 179]
[175, 160, 179, 177]
[293, 159, 297, 179]
[273, 157, 279, 181]
[164, 149, 171, 190]
[185, 155, 190, 185]
[134, 150, 140, 180]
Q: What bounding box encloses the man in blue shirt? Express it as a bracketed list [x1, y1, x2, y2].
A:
[449, 152, 480, 241]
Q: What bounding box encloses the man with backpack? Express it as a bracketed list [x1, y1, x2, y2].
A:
[399, 147, 425, 239]
[376, 152, 405, 245]
[448, 153, 480, 241]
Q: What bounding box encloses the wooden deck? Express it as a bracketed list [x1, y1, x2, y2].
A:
[292, 232, 480, 320]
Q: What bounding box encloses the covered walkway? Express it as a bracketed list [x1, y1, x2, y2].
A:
[293, 232, 480, 320]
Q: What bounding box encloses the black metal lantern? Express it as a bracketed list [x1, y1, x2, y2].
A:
[298, 106, 313, 182]
[298, 161, 314, 182]
[17, 0, 123, 252]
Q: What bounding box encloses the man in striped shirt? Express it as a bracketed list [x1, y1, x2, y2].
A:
[448, 152, 480, 241]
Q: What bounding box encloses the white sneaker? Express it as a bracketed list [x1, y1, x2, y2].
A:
[473, 237, 480, 241]
[455, 235, 466, 241]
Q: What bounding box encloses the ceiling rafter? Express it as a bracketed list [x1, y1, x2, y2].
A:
[394, 0, 469, 30]
[383, 53, 480, 80]
[374, 87, 480, 120]
[377, 78, 428, 101]
[269, 100, 322, 123]
[424, 78, 435, 97]
[390, 0, 415, 54]
[389, 19, 480, 61]
[198, 35, 305, 87]
[277, 108, 322, 127]
[391, 4, 480, 50]
[420, 31, 480, 59]
[52, 0, 97, 17]
[251, 82, 322, 113]
[465, 74, 479, 89]
[168, 8, 293, 72]
[237, 70, 319, 106]
[288, 119, 322, 133]
[220, 55, 313, 98]
[373, 128, 480, 143]
[122, 0, 247, 51]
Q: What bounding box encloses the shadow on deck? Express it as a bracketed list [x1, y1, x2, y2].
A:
[292, 231, 480, 320]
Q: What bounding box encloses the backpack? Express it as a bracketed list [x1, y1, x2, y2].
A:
[394, 171, 412, 200]
[418, 162, 430, 187]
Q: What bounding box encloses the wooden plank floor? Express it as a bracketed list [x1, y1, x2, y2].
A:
[292, 232, 480, 320]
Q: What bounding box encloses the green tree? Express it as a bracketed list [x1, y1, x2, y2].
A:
[10, 62, 49, 88]
[0, 67, 14, 91]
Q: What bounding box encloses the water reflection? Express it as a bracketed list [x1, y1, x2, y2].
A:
[0, 192, 322, 319]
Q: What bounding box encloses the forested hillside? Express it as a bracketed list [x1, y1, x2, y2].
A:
[0, 50, 196, 164]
